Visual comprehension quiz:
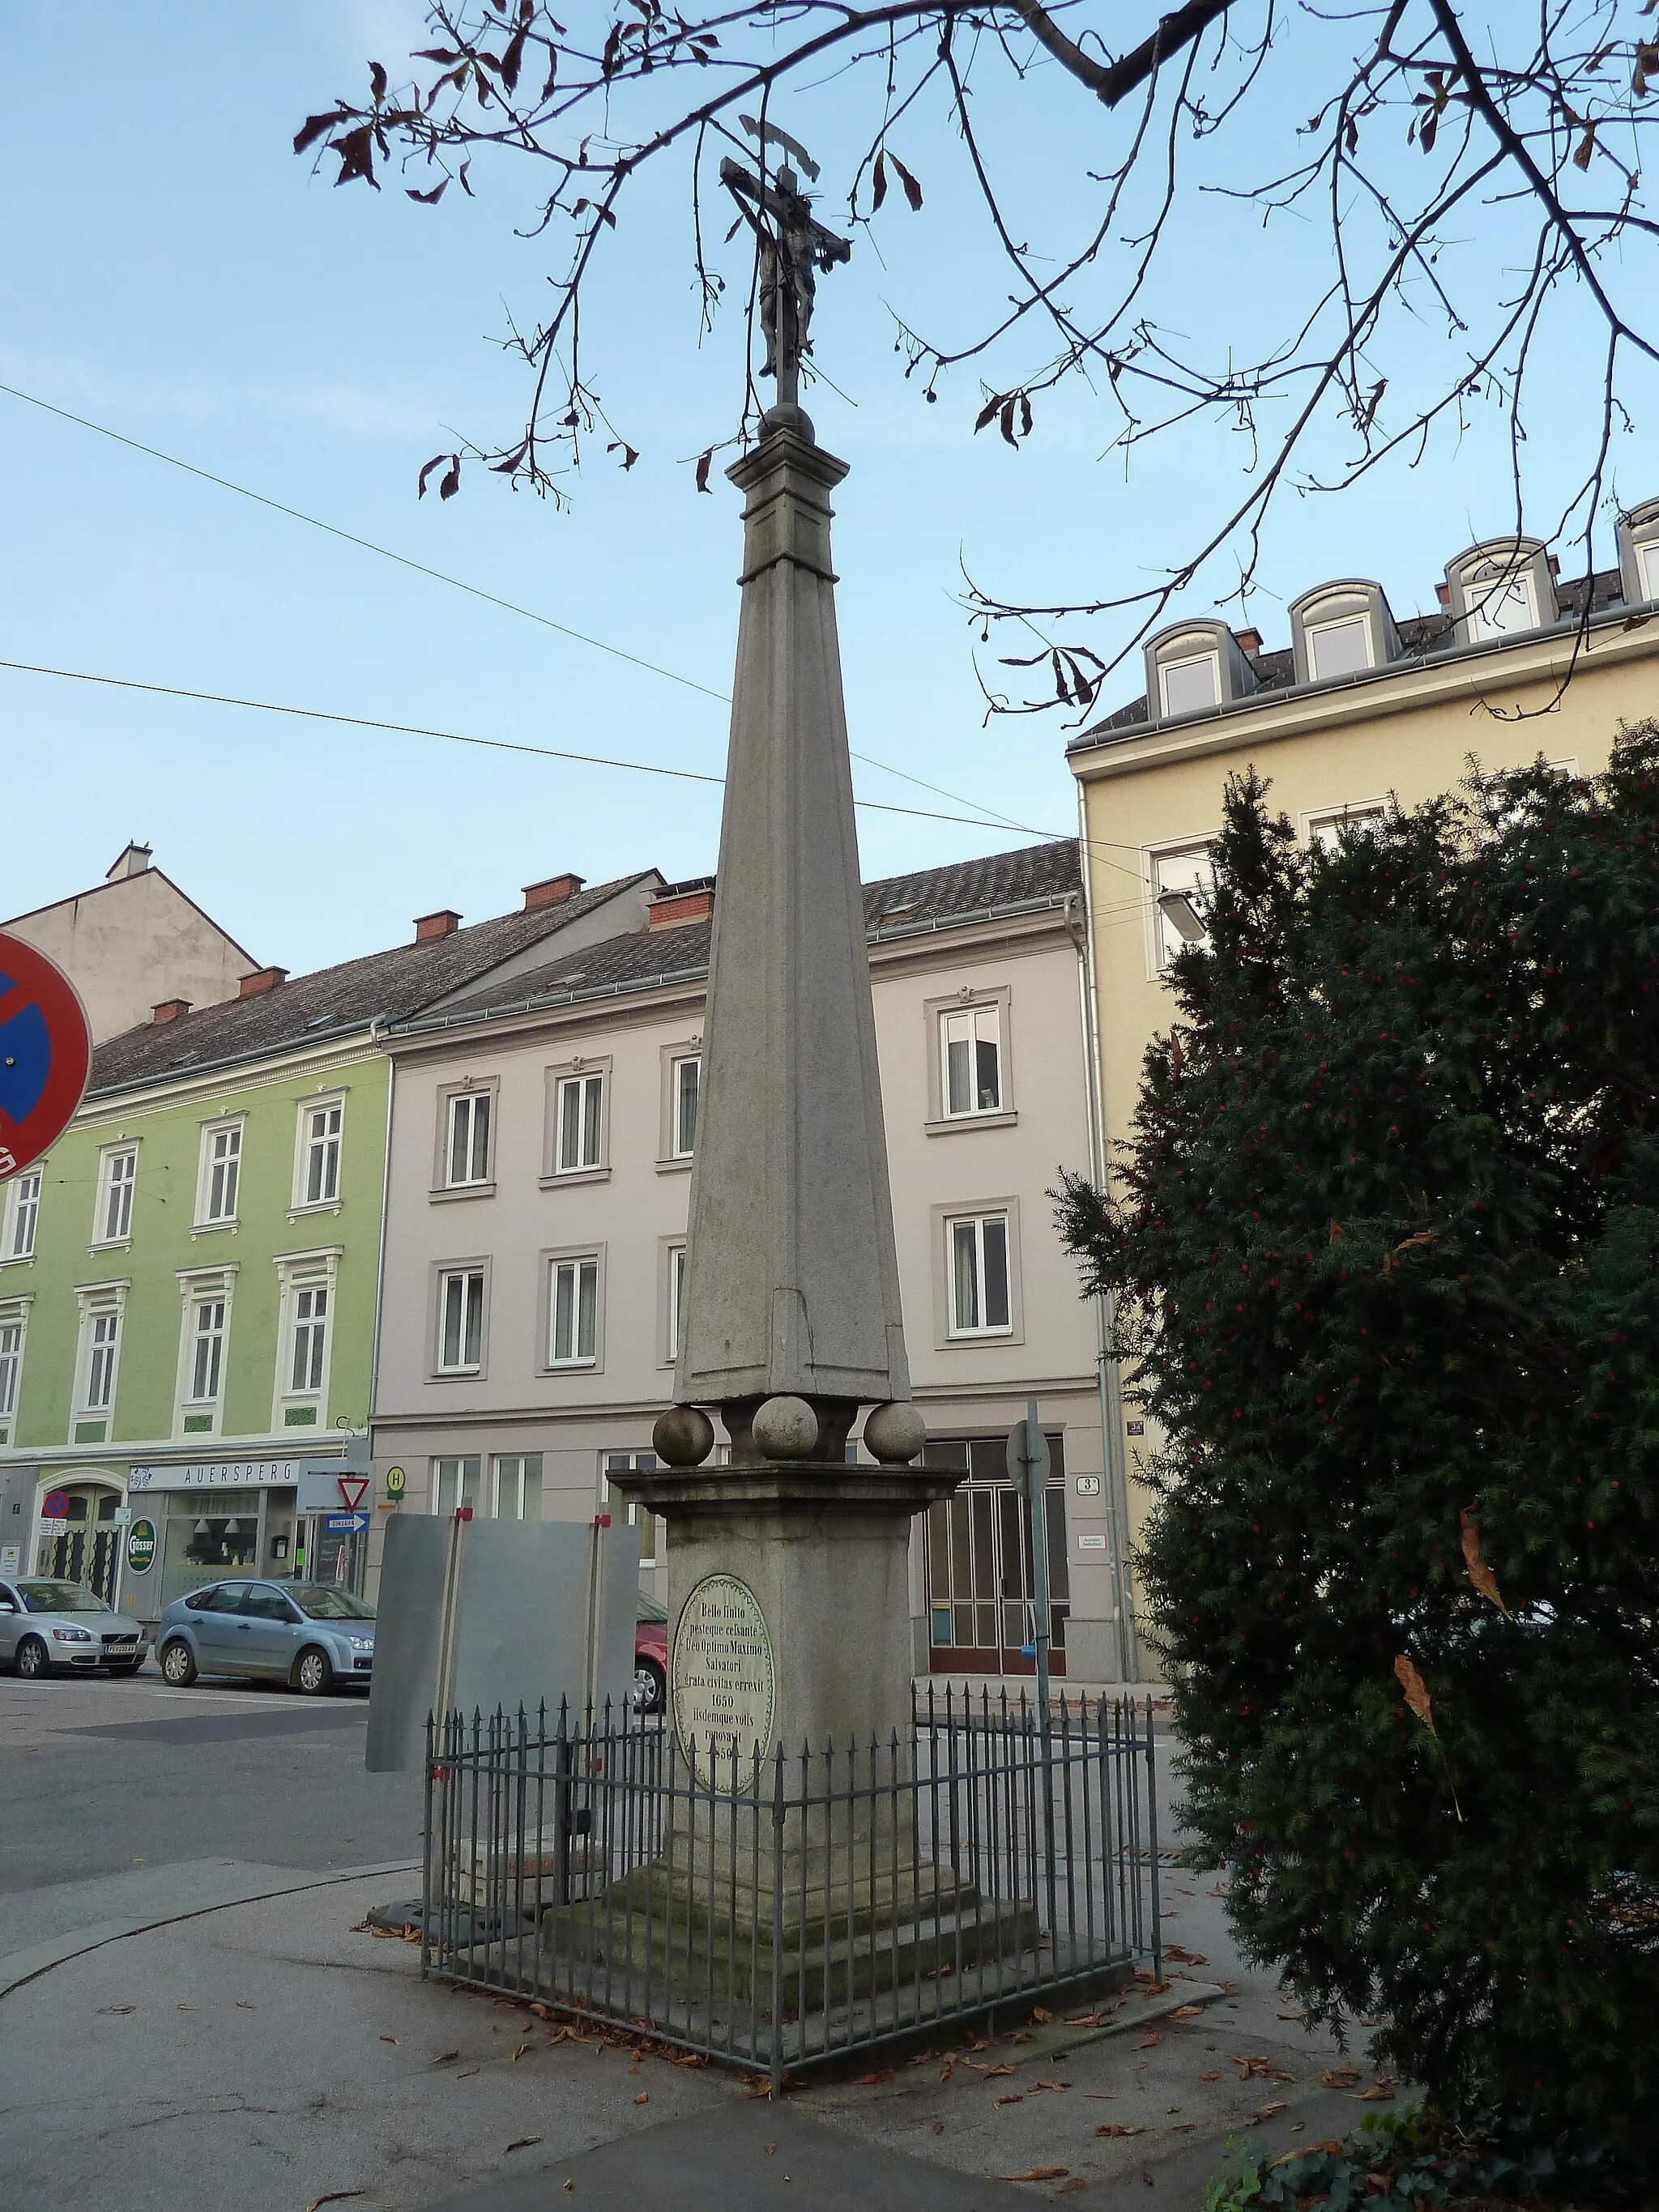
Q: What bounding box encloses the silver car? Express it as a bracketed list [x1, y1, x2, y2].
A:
[0, 1578, 149, 1678]
[155, 1579, 374, 1694]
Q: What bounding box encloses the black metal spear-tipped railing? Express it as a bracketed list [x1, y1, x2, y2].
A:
[421, 1684, 1162, 2082]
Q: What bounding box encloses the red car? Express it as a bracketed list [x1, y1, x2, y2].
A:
[634, 1591, 667, 1713]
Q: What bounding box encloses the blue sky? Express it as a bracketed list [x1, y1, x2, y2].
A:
[4, 3, 1653, 976]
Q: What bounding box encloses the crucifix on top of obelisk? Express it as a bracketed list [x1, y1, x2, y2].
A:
[719, 139, 851, 427]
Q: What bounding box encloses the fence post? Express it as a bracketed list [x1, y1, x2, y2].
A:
[1145, 1696, 1162, 1985]
[770, 1745, 787, 2099]
[421, 1710, 435, 1976]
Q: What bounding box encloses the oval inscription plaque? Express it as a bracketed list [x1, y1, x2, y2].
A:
[671, 1573, 777, 1767]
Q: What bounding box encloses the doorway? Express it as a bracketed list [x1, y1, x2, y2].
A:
[923, 1434, 1070, 1676]
[40, 1485, 122, 1602]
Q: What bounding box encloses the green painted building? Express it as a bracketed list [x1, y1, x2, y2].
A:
[0, 867, 660, 1624]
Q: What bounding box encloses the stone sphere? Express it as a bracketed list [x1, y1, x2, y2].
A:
[752, 1394, 820, 1460]
[653, 1403, 715, 1467]
[864, 1400, 927, 1466]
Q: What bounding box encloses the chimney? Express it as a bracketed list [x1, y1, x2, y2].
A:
[1234, 628, 1262, 655]
[414, 909, 462, 944]
[106, 842, 153, 883]
[1436, 582, 1452, 607]
[152, 998, 191, 1025]
[238, 966, 288, 999]
[647, 879, 716, 930]
[522, 872, 586, 912]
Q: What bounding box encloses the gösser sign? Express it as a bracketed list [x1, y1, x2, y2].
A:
[126, 1519, 158, 1575]
[670, 1574, 777, 1769]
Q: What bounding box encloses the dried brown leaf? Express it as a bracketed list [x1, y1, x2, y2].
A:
[1394, 1653, 1434, 1731]
[1460, 1508, 1511, 1616]
[1000, 2169, 1068, 2183]
[505, 2137, 543, 2154]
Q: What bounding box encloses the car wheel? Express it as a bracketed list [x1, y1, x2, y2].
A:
[633, 1660, 666, 1714]
[159, 1639, 198, 1687]
[293, 1646, 334, 1696]
[14, 1635, 49, 1681]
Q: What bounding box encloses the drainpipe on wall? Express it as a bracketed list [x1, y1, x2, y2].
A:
[1065, 817, 1141, 1686]
[366, 1014, 395, 1528]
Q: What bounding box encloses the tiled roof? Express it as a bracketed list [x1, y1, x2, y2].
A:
[87, 873, 659, 1095]
[420, 839, 1081, 1028]
[1078, 568, 1628, 743]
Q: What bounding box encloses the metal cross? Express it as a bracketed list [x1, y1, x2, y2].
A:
[719, 156, 851, 416]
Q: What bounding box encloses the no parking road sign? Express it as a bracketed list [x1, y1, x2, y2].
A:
[0, 931, 92, 1182]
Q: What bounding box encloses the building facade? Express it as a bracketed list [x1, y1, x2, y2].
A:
[0, 866, 664, 1622]
[1068, 500, 1659, 1668]
[372, 843, 1131, 1683]
[3, 842, 258, 1043]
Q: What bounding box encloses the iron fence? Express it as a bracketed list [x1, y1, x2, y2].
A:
[421, 1686, 1162, 2084]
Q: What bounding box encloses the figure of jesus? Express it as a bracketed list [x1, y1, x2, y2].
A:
[719, 156, 851, 418]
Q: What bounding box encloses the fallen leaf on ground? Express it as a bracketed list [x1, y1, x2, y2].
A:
[633, 2091, 649, 2104]
[235, 2001, 255, 2011]
[305, 2195, 366, 2212]
[432, 2051, 459, 2065]
[1316, 2140, 1344, 2153]
[379, 2035, 398, 2045]
[994, 2094, 1023, 2107]
[1032, 2006, 1054, 2022]
[981, 2064, 1016, 2078]
[1030, 2080, 1071, 2094]
[1096, 2124, 1144, 2137]
[904, 2049, 937, 2067]
[1353, 2080, 1396, 2102]
[98, 2005, 137, 2015]
[853, 2068, 893, 2085]
[1167, 1940, 1209, 1961]
[1141, 2174, 1155, 2188]
[1085, 2092, 1116, 2099]
[1000, 2168, 1068, 2183]
[1201, 2072, 1222, 2082]
[505, 2138, 543, 2154]
[932, 2122, 945, 2135]
[1059, 2184, 1087, 2196]
[1170, 2005, 1204, 2021]
[176, 2004, 195, 2012]
[1134, 2032, 1162, 2049]
[1290, 2123, 1304, 2133]
[457, 2067, 480, 2079]
[563, 2184, 574, 2196]
[938, 2061, 955, 2082]
[1168, 2124, 1197, 2133]
[1322, 2069, 1361, 2090]
[1247, 2103, 1288, 2125]
[512, 2044, 533, 2061]
[1064, 2011, 1102, 2026]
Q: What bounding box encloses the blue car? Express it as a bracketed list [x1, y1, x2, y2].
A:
[156, 1579, 374, 1694]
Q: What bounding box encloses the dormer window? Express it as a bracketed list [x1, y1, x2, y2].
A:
[1158, 652, 1221, 718]
[1145, 619, 1257, 725]
[1288, 580, 1397, 688]
[1443, 538, 1556, 646]
[1615, 497, 1659, 606]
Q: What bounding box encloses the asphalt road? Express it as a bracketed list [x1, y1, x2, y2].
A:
[0, 1659, 420, 1951]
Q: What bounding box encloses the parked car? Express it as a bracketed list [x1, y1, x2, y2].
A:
[155, 1579, 374, 1694]
[0, 1578, 148, 1678]
[635, 1591, 667, 1713]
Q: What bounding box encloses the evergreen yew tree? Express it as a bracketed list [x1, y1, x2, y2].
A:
[1059, 727, 1659, 2178]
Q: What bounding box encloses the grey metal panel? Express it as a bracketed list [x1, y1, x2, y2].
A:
[365, 1515, 642, 1773]
[365, 1514, 450, 1774]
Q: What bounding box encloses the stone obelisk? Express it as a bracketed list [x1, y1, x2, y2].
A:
[611, 163, 960, 1764]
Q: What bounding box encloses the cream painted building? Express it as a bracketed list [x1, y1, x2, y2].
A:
[4, 842, 257, 1042]
[1068, 499, 1659, 1656]
[371, 842, 1137, 1687]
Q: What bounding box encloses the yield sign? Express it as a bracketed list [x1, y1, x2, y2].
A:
[0, 931, 92, 1182]
[337, 1475, 370, 1512]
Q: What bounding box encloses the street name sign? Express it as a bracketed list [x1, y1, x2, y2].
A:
[0, 931, 92, 1182]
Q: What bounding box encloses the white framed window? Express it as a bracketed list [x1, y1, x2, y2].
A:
[445, 1091, 493, 1188]
[1306, 802, 1388, 854]
[432, 1455, 480, 1515]
[297, 1099, 343, 1208]
[1151, 842, 1216, 969]
[81, 1306, 121, 1412]
[289, 1283, 328, 1395]
[188, 1296, 228, 1404]
[0, 1307, 27, 1428]
[2, 1171, 41, 1262]
[671, 1055, 700, 1159]
[604, 1450, 660, 1566]
[1305, 613, 1372, 680]
[437, 1266, 486, 1375]
[548, 1254, 600, 1368]
[940, 1004, 1003, 1118]
[199, 1121, 243, 1225]
[947, 1213, 1013, 1338]
[1637, 539, 1659, 603]
[1158, 650, 1222, 718]
[94, 1148, 137, 1246]
[1465, 565, 1538, 641]
[553, 1072, 604, 1175]
[666, 1242, 689, 1363]
[493, 1453, 543, 1520]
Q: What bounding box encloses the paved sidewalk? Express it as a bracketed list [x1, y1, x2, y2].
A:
[0, 1842, 1394, 2212]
